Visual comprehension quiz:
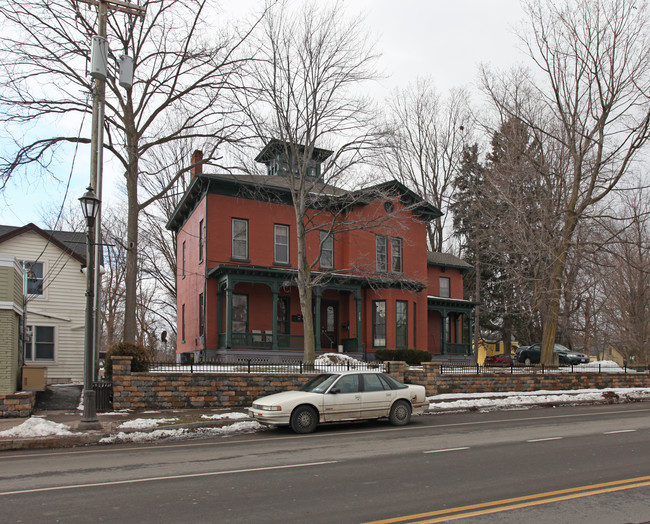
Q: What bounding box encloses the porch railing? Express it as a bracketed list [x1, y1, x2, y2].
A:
[443, 343, 471, 355]
[218, 333, 305, 350]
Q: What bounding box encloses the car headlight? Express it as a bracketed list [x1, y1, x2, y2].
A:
[567, 353, 578, 357]
[253, 404, 282, 411]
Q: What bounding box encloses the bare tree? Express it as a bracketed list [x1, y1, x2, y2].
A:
[481, 0, 650, 364]
[380, 78, 472, 252]
[599, 191, 650, 365]
[237, 1, 387, 363]
[0, 0, 259, 342]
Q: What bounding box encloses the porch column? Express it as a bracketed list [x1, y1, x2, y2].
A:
[217, 286, 223, 348]
[440, 310, 448, 355]
[225, 282, 233, 349]
[468, 310, 474, 357]
[271, 282, 279, 351]
[314, 288, 322, 354]
[354, 291, 362, 354]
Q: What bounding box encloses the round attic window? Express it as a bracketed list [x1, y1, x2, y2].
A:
[384, 201, 394, 213]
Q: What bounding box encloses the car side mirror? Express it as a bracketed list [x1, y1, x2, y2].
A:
[330, 388, 340, 394]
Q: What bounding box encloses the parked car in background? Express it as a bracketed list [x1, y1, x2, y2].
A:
[483, 354, 515, 367]
[249, 371, 428, 434]
[516, 343, 589, 365]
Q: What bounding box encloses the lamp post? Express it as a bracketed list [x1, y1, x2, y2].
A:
[79, 186, 102, 430]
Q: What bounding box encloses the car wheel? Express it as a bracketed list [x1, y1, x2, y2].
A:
[290, 405, 318, 434]
[389, 400, 411, 426]
[524, 357, 532, 365]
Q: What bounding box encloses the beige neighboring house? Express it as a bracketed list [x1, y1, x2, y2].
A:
[0, 223, 87, 385]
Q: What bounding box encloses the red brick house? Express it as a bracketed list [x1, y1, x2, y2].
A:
[167, 141, 476, 361]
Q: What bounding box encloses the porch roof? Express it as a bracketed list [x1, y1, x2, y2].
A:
[208, 264, 426, 291]
[428, 295, 479, 313]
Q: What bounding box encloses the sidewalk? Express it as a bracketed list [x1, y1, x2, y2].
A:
[2, 387, 649, 451]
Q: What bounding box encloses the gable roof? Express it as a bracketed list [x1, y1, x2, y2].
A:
[0, 223, 87, 264]
[427, 252, 472, 272]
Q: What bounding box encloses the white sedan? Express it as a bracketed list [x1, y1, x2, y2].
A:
[249, 371, 428, 433]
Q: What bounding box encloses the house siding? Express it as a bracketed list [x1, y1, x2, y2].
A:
[0, 257, 23, 394]
[0, 231, 85, 383]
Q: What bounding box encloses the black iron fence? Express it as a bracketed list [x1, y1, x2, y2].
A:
[439, 363, 650, 375]
[146, 358, 386, 374]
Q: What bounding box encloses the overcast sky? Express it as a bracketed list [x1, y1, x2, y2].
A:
[0, 0, 526, 228]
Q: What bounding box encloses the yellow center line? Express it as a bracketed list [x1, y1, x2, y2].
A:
[363, 475, 650, 524]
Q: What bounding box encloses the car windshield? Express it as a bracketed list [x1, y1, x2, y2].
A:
[553, 344, 570, 352]
[299, 374, 339, 393]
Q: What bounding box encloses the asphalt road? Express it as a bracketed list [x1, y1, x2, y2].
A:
[1, 403, 649, 523]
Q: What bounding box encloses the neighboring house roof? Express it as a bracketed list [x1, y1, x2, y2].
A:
[427, 252, 472, 272]
[0, 223, 87, 265]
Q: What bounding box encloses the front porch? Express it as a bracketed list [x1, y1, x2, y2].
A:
[428, 297, 478, 358]
[208, 265, 364, 356]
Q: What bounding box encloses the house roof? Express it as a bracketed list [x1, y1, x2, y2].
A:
[254, 139, 334, 163]
[427, 252, 472, 272]
[0, 223, 87, 265]
[166, 171, 442, 232]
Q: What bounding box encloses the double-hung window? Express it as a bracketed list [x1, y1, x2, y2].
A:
[199, 219, 204, 263]
[376, 235, 387, 272]
[232, 218, 248, 260]
[25, 325, 54, 361]
[396, 301, 408, 349]
[182, 241, 186, 279]
[199, 293, 205, 337]
[391, 237, 403, 273]
[23, 261, 44, 295]
[372, 300, 386, 348]
[274, 224, 290, 264]
[320, 231, 334, 269]
[440, 277, 451, 298]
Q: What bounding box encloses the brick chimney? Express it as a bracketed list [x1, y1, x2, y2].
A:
[191, 150, 203, 178]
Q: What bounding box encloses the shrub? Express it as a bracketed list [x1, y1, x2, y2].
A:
[373, 349, 432, 366]
[104, 342, 151, 378]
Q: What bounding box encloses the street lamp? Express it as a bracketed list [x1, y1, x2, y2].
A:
[78, 186, 102, 430]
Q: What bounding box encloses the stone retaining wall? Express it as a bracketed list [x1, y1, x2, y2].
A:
[111, 356, 650, 410]
[0, 392, 36, 417]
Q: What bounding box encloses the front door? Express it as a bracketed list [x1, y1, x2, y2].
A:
[320, 300, 338, 351]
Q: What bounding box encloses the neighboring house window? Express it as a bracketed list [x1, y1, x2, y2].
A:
[376, 235, 387, 272]
[232, 218, 248, 260]
[199, 219, 204, 263]
[181, 304, 186, 343]
[23, 261, 44, 295]
[199, 293, 205, 337]
[440, 277, 451, 298]
[320, 231, 334, 269]
[182, 241, 186, 279]
[232, 294, 248, 333]
[372, 300, 386, 348]
[391, 237, 402, 272]
[25, 325, 54, 361]
[396, 300, 408, 349]
[274, 224, 290, 264]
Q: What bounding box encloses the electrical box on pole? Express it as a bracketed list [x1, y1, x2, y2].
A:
[90, 36, 109, 80]
[118, 55, 134, 89]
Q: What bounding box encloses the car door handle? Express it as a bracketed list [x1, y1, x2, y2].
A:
[355, 395, 361, 400]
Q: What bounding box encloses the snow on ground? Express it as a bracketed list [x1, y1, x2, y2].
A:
[118, 417, 179, 430]
[201, 412, 249, 420]
[99, 421, 264, 444]
[0, 417, 77, 438]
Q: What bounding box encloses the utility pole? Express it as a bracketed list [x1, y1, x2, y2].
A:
[75, 0, 144, 429]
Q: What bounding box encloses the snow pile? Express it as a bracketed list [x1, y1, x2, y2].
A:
[100, 420, 264, 444]
[0, 417, 77, 438]
[100, 428, 188, 444]
[427, 388, 650, 412]
[201, 412, 249, 421]
[118, 417, 178, 430]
